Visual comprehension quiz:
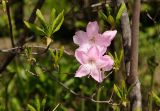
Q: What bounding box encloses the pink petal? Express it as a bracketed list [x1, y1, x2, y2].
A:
[76, 43, 91, 53]
[87, 46, 100, 59]
[75, 49, 88, 64]
[75, 65, 90, 77]
[96, 45, 107, 55]
[73, 31, 88, 45]
[102, 55, 114, 71]
[101, 30, 117, 47]
[86, 21, 99, 38]
[90, 67, 103, 82]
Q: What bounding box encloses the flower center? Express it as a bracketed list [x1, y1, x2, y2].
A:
[90, 36, 96, 43]
[88, 58, 95, 64]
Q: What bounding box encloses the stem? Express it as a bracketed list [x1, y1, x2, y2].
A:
[6, 1, 14, 47]
[128, 0, 142, 110]
[0, 0, 46, 73]
[96, 87, 102, 111]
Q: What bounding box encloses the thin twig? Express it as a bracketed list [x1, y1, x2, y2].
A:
[0, 0, 46, 73]
[26, 62, 118, 105]
[6, 1, 14, 47]
[0, 45, 74, 56]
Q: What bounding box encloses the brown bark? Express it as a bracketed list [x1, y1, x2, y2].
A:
[116, 0, 131, 77]
[128, 0, 142, 110]
[116, 0, 142, 110]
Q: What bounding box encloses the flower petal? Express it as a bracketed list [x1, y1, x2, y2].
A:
[76, 43, 91, 53]
[90, 67, 103, 82]
[101, 30, 117, 47]
[87, 46, 100, 59]
[86, 21, 99, 38]
[75, 49, 88, 64]
[102, 55, 114, 71]
[73, 31, 88, 45]
[96, 45, 107, 55]
[75, 65, 90, 77]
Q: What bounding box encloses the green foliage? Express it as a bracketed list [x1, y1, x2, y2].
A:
[24, 21, 45, 36]
[152, 92, 160, 106]
[116, 2, 126, 24]
[114, 80, 129, 107]
[24, 8, 64, 45]
[27, 104, 37, 111]
[49, 46, 64, 69]
[108, 50, 123, 71]
[2, 0, 6, 12]
[114, 84, 122, 99]
[99, 2, 126, 29]
[49, 10, 64, 34]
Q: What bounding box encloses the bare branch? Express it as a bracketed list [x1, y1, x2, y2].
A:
[128, 0, 142, 110]
[0, 0, 46, 73]
[0, 45, 74, 56]
[6, 1, 14, 47]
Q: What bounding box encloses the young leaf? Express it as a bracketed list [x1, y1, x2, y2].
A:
[51, 10, 64, 34]
[98, 11, 108, 21]
[41, 96, 47, 111]
[152, 91, 160, 106]
[36, 97, 41, 111]
[59, 46, 64, 58]
[116, 2, 126, 24]
[27, 104, 36, 111]
[24, 21, 45, 36]
[114, 84, 122, 99]
[36, 9, 47, 29]
[2, 0, 6, 12]
[105, 4, 112, 15]
[49, 8, 56, 26]
[107, 15, 115, 28]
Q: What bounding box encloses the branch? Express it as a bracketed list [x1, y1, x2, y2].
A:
[0, 46, 74, 56]
[26, 63, 119, 105]
[116, 0, 131, 77]
[128, 0, 142, 110]
[0, 0, 45, 73]
[6, 1, 14, 47]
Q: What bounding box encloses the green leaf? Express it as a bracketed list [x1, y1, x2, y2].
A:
[51, 10, 64, 34]
[36, 96, 41, 111]
[41, 96, 47, 111]
[59, 46, 64, 58]
[116, 2, 126, 24]
[105, 4, 112, 15]
[98, 11, 108, 21]
[35, 67, 45, 82]
[24, 21, 45, 36]
[114, 84, 122, 99]
[107, 15, 115, 28]
[152, 91, 160, 106]
[49, 8, 56, 25]
[27, 104, 36, 111]
[2, 0, 6, 12]
[36, 9, 47, 30]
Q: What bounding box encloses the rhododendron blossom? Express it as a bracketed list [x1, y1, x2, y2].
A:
[75, 46, 114, 82]
[73, 21, 116, 82]
[73, 21, 117, 54]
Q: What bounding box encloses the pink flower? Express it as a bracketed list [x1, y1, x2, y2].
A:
[75, 46, 114, 83]
[73, 21, 117, 54]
